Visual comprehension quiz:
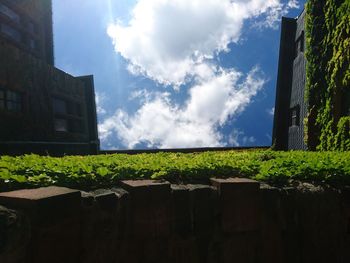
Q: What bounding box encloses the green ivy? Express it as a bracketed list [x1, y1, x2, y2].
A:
[0, 150, 350, 191]
[305, 0, 350, 150]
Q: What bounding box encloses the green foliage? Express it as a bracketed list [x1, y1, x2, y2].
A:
[305, 0, 350, 150]
[0, 150, 350, 191]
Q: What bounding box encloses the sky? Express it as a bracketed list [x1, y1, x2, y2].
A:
[52, 0, 306, 150]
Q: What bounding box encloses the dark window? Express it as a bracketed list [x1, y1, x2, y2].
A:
[342, 90, 350, 116]
[76, 103, 82, 116]
[69, 120, 84, 133]
[0, 3, 20, 24]
[290, 105, 300, 126]
[53, 98, 67, 114]
[54, 118, 68, 132]
[1, 23, 21, 42]
[67, 102, 82, 116]
[27, 21, 36, 34]
[28, 38, 36, 50]
[0, 89, 22, 112]
[7, 90, 22, 112]
[53, 98, 85, 133]
[295, 31, 304, 58]
[0, 89, 5, 109]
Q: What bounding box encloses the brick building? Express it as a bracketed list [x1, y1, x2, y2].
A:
[0, 0, 99, 155]
[273, 10, 307, 150]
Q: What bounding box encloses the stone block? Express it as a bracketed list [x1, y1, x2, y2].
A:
[0, 187, 81, 263]
[219, 232, 259, 263]
[0, 186, 81, 225]
[211, 178, 260, 233]
[120, 180, 171, 238]
[171, 185, 191, 237]
[0, 206, 30, 263]
[93, 189, 118, 211]
[258, 186, 284, 263]
[168, 237, 199, 263]
[188, 185, 216, 236]
[80, 188, 129, 263]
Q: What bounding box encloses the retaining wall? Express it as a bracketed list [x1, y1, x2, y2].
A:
[0, 178, 350, 263]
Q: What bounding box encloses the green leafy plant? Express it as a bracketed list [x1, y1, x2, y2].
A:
[305, 0, 350, 150]
[0, 150, 349, 191]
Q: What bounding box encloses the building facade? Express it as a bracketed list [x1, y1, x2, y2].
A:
[0, 0, 99, 155]
[273, 10, 308, 150]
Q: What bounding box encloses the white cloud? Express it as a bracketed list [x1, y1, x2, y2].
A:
[228, 129, 243, 147]
[227, 129, 256, 147]
[101, 0, 299, 148]
[95, 92, 107, 115]
[242, 135, 256, 145]
[99, 67, 265, 148]
[267, 107, 275, 116]
[287, 0, 300, 9]
[107, 0, 299, 86]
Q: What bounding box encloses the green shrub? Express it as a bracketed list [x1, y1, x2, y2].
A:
[0, 150, 349, 191]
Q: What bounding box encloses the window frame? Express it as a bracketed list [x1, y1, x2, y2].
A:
[0, 23, 21, 42]
[0, 88, 22, 113]
[290, 105, 300, 127]
[0, 3, 20, 24]
[295, 31, 305, 58]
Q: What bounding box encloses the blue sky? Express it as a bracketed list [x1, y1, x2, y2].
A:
[52, 0, 306, 150]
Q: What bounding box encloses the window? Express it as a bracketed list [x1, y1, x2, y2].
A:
[68, 102, 82, 116]
[53, 98, 67, 114]
[295, 31, 304, 58]
[27, 22, 35, 34]
[0, 89, 22, 112]
[0, 3, 20, 24]
[0, 89, 5, 109]
[28, 38, 36, 50]
[1, 23, 21, 42]
[290, 105, 300, 126]
[69, 120, 84, 133]
[52, 98, 85, 133]
[54, 118, 68, 132]
[342, 90, 350, 116]
[7, 90, 22, 112]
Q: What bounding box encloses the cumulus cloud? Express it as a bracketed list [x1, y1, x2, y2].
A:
[267, 107, 275, 116]
[108, 0, 298, 86]
[287, 0, 300, 9]
[99, 67, 265, 148]
[227, 129, 256, 147]
[95, 92, 107, 115]
[101, 0, 299, 148]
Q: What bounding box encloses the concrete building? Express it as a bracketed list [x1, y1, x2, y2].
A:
[0, 0, 99, 155]
[273, 10, 307, 150]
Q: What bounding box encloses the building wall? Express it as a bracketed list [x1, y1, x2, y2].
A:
[0, 0, 54, 65]
[273, 10, 307, 150]
[272, 17, 296, 150]
[0, 41, 99, 155]
[288, 11, 307, 150]
[0, 0, 99, 155]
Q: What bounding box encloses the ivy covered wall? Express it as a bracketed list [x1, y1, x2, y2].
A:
[305, 0, 350, 151]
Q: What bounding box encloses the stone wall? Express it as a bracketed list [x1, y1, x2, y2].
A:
[0, 178, 350, 263]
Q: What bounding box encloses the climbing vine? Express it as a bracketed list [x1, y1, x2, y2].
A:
[305, 0, 350, 151]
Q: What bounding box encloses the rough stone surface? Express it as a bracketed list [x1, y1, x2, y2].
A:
[0, 187, 81, 263]
[0, 206, 30, 263]
[211, 178, 260, 233]
[0, 182, 350, 263]
[0, 186, 81, 224]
